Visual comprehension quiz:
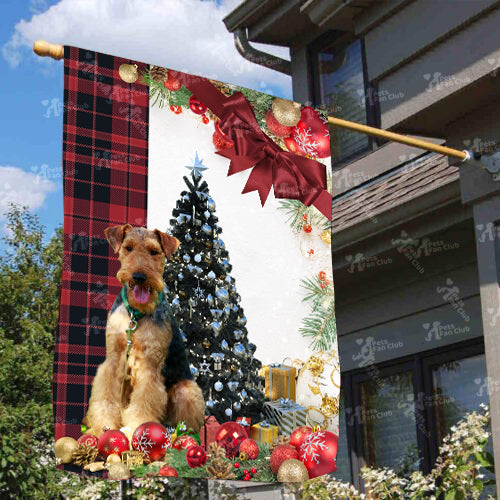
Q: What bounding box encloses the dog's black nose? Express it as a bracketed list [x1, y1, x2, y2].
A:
[132, 273, 146, 284]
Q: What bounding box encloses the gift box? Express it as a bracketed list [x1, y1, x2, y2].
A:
[263, 398, 307, 435]
[236, 417, 252, 438]
[263, 364, 296, 400]
[200, 416, 220, 449]
[250, 420, 278, 444]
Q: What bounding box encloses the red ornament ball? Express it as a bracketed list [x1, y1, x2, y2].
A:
[131, 422, 171, 462]
[202, 115, 210, 124]
[172, 434, 197, 451]
[170, 105, 182, 114]
[158, 465, 178, 477]
[318, 271, 327, 282]
[234, 462, 240, 469]
[251, 468, 257, 474]
[299, 430, 338, 478]
[239, 438, 259, 460]
[164, 73, 181, 91]
[213, 121, 234, 151]
[265, 109, 292, 138]
[215, 422, 247, 458]
[291, 107, 330, 158]
[289, 426, 313, 451]
[189, 95, 207, 115]
[303, 224, 312, 233]
[283, 136, 304, 156]
[97, 429, 129, 459]
[78, 434, 98, 448]
[270, 444, 299, 474]
[186, 445, 208, 468]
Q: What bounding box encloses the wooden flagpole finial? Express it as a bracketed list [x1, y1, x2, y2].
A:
[33, 40, 64, 60]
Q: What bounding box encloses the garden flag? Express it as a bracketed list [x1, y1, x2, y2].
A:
[54, 46, 339, 482]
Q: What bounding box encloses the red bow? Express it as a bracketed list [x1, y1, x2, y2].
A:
[169, 72, 332, 220]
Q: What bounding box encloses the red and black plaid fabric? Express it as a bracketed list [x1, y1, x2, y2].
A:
[54, 47, 149, 442]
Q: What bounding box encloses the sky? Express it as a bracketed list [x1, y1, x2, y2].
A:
[0, 0, 291, 241]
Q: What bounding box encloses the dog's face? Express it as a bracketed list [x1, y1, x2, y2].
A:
[105, 224, 180, 312]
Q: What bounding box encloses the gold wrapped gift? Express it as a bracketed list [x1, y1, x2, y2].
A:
[263, 364, 296, 400]
[250, 420, 279, 444]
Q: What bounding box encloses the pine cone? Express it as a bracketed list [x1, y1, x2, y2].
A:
[270, 435, 290, 452]
[207, 442, 226, 460]
[72, 443, 99, 467]
[206, 459, 236, 480]
[209, 79, 232, 97]
[150, 66, 168, 83]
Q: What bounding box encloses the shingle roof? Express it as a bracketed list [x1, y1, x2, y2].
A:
[331, 154, 459, 233]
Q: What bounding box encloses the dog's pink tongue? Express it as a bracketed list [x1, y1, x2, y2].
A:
[133, 285, 150, 304]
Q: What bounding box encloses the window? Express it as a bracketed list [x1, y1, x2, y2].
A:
[334, 340, 489, 491]
[310, 34, 380, 164]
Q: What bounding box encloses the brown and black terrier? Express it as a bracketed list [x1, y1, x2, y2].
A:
[84, 224, 205, 436]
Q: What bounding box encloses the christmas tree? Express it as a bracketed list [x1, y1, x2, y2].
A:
[163, 153, 265, 423]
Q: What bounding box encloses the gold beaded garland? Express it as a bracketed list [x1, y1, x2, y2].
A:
[320, 230, 331, 245]
[272, 98, 301, 127]
[277, 458, 309, 482]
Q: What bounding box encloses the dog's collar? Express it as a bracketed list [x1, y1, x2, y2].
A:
[121, 286, 164, 321]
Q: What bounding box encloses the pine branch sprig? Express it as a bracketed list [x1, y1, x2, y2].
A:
[278, 199, 330, 232]
[299, 304, 336, 351]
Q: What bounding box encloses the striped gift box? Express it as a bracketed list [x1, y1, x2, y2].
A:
[263, 398, 307, 435]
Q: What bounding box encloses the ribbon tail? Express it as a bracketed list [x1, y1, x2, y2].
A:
[242, 162, 273, 206]
[312, 189, 333, 221]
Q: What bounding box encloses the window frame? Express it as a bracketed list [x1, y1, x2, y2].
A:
[308, 31, 383, 168]
[338, 337, 486, 491]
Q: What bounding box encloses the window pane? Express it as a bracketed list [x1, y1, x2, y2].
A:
[432, 354, 488, 443]
[318, 39, 370, 162]
[331, 393, 351, 483]
[359, 371, 420, 474]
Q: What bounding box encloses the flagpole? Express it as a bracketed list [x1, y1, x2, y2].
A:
[31, 39, 473, 163]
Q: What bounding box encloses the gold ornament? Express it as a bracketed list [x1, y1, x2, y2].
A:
[108, 462, 131, 480]
[206, 459, 236, 480]
[272, 98, 301, 127]
[320, 394, 339, 418]
[277, 458, 309, 482]
[119, 63, 139, 84]
[202, 338, 211, 349]
[55, 437, 78, 464]
[270, 435, 290, 452]
[238, 451, 248, 461]
[149, 65, 168, 83]
[72, 443, 99, 467]
[320, 230, 331, 245]
[106, 454, 122, 465]
[84, 461, 105, 472]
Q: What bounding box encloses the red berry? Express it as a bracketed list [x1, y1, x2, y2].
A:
[244, 476, 250, 481]
[325, 279, 330, 285]
[303, 224, 312, 233]
[320, 283, 325, 289]
[170, 105, 182, 114]
[243, 469, 249, 475]
[251, 468, 257, 474]
[318, 271, 327, 281]
[234, 462, 239, 468]
[302, 213, 308, 220]
[202, 115, 209, 124]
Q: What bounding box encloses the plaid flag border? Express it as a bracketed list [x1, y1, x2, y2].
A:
[54, 47, 149, 445]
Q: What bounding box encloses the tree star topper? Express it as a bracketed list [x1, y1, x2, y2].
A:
[185, 152, 208, 180]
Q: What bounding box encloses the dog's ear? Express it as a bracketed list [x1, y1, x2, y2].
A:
[154, 229, 180, 259]
[105, 224, 131, 253]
